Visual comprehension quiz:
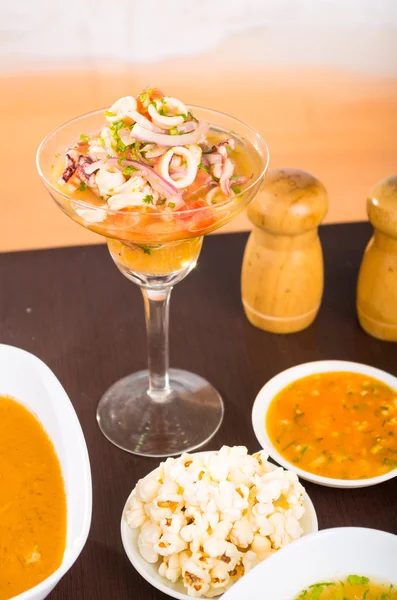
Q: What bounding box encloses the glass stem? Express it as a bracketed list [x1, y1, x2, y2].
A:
[142, 287, 172, 398]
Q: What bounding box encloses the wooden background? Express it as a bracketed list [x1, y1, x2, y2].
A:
[1, 33, 397, 252]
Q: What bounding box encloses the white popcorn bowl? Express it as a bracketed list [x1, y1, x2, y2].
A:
[0, 344, 92, 600]
[120, 450, 318, 600]
[252, 360, 397, 489]
[222, 527, 397, 600]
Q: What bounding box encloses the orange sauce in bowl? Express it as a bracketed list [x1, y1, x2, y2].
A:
[266, 372, 397, 480]
[0, 396, 67, 599]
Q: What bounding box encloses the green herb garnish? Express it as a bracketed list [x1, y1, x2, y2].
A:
[232, 186, 241, 194]
[301, 445, 309, 455]
[104, 110, 115, 117]
[168, 202, 176, 209]
[169, 127, 179, 136]
[383, 457, 397, 467]
[282, 440, 297, 451]
[142, 195, 153, 205]
[122, 165, 137, 176]
[109, 120, 129, 153]
[347, 575, 369, 586]
[79, 133, 90, 144]
[77, 182, 87, 192]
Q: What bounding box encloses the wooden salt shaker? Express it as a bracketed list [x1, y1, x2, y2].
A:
[241, 168, 328, 334]
[357, 175, 397, 341]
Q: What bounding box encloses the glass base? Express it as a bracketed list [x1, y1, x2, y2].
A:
[96, 369, 224, 457]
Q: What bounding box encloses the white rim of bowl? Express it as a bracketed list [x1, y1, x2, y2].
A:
[3, 345, 93, 600]
[120, 450, 318, 599]
[252, 360, 397, 489]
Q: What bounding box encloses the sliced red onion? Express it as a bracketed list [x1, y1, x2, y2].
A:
[133, 145, 151, 166]
[124, 109, 165, 133]
[84, 160, 105, 174]
[176, 120, 197, 134]
[104, 158, 183, 203]
[131, 120, 209, 147]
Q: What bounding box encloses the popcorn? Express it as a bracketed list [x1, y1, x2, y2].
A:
[229, 516, 254, 548]
[251, 533, 273, 560]
[127, 446, 307, 597]
[183, 559, 211, 597]
[125, 494, 147, 529]
[136, 474, 161, 503]
[138, 521, 162, 563]
[159, 551, 190, 583]
[242, 550, 260, 573]
[154, 530, 188, 556]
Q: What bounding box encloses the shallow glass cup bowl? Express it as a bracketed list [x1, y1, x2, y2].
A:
[37, 106, 269, 457]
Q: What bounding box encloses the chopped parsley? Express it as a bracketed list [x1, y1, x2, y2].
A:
[122, 165, 137, 176]
[133, 243, 162, 255]
[134, 244, 151, 255]
[54, 152, 60, 159]
[109, 120, 129, 153]
[383, 457, 397, 467]
[282, 440, 297, 451]
[301, 444, 309, 455]
[232, 186, 241, 194]
[79, 133, 90, 144]
[347, 575, 369, 586]
[142, 195, 153, 205]
[169, 127, 179, 136]
[104, 110, 115, 117]
[198, 162, 210, 173]
[157, 198, 166, 206]
[139, 92, 148, 104]
[77, 182, 87, 192]
[168, 202, 176, 209]
[297, 582, 335, 599]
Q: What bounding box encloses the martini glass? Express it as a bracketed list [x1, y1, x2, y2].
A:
[37, 106, 269, 457]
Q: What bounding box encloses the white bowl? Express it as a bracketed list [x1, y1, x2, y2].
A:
[223, 527, 397, 600]
[252, 360, 397, 489]
[121, 450, 318, 600]
[0, 344, 92, 600]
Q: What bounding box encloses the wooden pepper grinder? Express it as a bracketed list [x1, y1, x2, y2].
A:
[357, 175, 397, 341]
[241, 168, 328, 334]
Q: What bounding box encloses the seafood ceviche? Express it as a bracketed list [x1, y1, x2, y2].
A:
[125, 446, 306, 597]
[57, 88, 250, 224]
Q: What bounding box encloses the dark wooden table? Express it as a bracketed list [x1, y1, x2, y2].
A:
[1, 223, 396, 599]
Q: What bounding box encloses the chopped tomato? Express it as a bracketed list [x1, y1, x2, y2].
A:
[183, 170, 214, 203]
[178, 199, 216, 233]
[136, 88, 164, 117]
